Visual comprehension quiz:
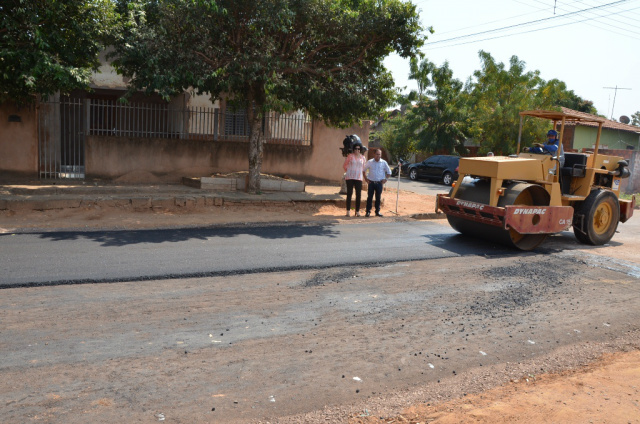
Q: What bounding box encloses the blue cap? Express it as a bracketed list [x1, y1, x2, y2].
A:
[547, 130, 558, 136]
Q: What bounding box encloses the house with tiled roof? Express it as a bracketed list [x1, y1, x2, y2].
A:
[559, 107, 640, 152]
[555, 107, 639, 194]
[0, 52, 371, 184]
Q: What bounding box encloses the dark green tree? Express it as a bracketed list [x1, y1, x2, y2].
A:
[537, 78, 597, 114]
[376, 108, 417, 163]
[110, 0, 425, 191]
[378, 59, 468, 158]
[407, 56, 433, 103]
[0, 0, 116, 104]
[466, 51, 549, 155]
[409, 60, 469, 155]
[631, 111, 640, 126]
[466, 51, 603, 154]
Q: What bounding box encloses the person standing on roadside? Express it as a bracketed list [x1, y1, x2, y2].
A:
[363, 149, 392, 217]
[342, 145, 366, 216]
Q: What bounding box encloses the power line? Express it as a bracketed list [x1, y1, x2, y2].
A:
[450, 0, 640, 39]
[545, 0, 640, 36]
[429, 2, 545, 37]
[424, 3, 640, 49]
[419, 0, 640, 45]
[425, 19, 639, 51]
[424, 0, 629, 46]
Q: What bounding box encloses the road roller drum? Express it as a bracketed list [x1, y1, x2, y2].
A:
[446, 180, 551, 250]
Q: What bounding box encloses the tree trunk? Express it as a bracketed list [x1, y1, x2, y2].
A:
[247, 106, 264, 193]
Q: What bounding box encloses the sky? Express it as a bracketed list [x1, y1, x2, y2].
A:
[383, 0, 640, 121]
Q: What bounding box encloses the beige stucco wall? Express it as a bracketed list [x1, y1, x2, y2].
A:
[0, 102, 38, 176]
[85, 135, 216, 180]
[189, 92, 219, 109]
[91, 49, 128, 89]
[1, 86, 370, 184]
[86, 120, 371, 183]
[261, 120, 370, 182]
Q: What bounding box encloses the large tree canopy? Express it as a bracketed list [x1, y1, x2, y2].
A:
[537, 78, 596, 114]
[466, 51, 599, 155]
[0, 0, 116, 104]
[380, 59, 469, 160]
[111, 0, 426, 191]
[382, 50, 599, 158]
[465, 51, 545, 155]
[409, 60, 469, 155]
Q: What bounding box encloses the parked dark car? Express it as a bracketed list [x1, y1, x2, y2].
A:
[407, 155, 460, 185]
[391, 159, 411, 177]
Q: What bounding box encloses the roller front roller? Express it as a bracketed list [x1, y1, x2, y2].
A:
[446, 180, 550, 251]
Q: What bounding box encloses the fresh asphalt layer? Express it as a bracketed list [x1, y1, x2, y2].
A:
[0, 220, 516, 288]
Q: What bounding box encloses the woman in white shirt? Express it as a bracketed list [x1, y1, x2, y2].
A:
[342, 145, 366, 216]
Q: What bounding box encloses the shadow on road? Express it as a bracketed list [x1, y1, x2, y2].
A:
[33, 222, 341, 247]
[423, 232, 529, 258]
[426, 230, 625, 258]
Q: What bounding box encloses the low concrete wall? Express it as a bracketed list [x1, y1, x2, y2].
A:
[86, 135, 217, 181]
[85, 120, 370, 184]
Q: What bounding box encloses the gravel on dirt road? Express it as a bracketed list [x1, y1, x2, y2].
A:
[2, 251, 639, 423]
[2, 186, 639, 423]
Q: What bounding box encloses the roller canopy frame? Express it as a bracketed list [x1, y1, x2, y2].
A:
[517, 109, 606, 170]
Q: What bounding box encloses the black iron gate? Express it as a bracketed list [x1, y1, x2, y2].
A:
[38, 97, 86, 179]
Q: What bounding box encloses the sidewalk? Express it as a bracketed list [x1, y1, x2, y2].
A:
[0, 178, 440, 233]
[0, 180, 345, 213]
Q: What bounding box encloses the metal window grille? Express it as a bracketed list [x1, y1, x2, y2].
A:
[263, 111, 313, 146]
[224, 108, 249, 139]
[89, 100, 183, 138]
[86, 100, 312, 145]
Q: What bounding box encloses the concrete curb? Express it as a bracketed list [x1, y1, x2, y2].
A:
[0, 193, 342, 212]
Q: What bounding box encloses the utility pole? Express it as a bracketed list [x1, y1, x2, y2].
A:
[603, 86, 632, 120]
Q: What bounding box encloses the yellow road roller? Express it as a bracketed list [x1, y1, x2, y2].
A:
[436, 110, 636, 250]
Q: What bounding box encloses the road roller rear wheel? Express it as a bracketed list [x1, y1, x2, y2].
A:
[573, 189, 619, 245]
[447, 180, 550, 250]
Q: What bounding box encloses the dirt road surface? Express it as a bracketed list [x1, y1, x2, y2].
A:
[1, 185, 639, 423]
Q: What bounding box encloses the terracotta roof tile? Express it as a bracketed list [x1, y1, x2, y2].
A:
[561, 107, 640, 133]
